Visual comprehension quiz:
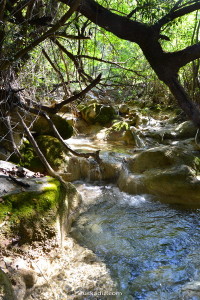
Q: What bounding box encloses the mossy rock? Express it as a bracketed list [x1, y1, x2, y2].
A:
[105, 121, 137, 145]
[0, 177, 61, 243]
[80, 103, 116, 125]
[32, 114, 73, 139]
[20, 136, 64, 173]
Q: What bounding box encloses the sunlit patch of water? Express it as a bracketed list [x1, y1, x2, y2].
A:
[71, 182, 200, 299]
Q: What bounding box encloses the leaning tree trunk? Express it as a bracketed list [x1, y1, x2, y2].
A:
[165, 77, 200, 127]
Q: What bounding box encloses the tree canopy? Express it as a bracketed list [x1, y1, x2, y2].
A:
[58, 0, 200, 125]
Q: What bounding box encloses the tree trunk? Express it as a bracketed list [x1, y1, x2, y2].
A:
[166, 77, 200, 127]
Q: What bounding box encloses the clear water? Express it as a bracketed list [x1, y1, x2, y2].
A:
[71, 182, 200, 299]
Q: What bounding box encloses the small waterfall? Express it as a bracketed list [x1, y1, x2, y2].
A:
[134, 133, 146, 148]
[79, 157, 103, 181]
[87, 158, 102, 181]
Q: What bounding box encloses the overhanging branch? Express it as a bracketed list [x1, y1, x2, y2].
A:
[50, 73, 102, 113]
[155, 1, 200, 30]
[171, 42, 200, 71]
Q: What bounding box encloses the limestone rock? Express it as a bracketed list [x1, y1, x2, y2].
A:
[80, 103, 116, 125]
[104, 121, 137, 145]
[117, 145, 200, 205]
[144, 165, 200, 205]
[175, 120, 197, 139]
[119, 103, 129, 115]
[128, 145, 198, 174]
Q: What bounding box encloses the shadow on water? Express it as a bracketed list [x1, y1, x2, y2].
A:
[70, 182, 200, 300]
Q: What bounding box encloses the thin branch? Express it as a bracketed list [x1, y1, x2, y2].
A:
[21, 73, 101, 114]
[77, 54, 144, 76]
[0, 0, 6, 21]
[51, 38, 92, 81]
[17, 111, 57, 177]
[4, 115, 22, 159]
[155, 1, 200, 30]
[17, 109, 71, 248]
[17, 102, 102, 163]
[42, 48, 68, 95]
[43, 113, 102, 163]
[52, 73, 101, 113]
[55, 33, 90, 40]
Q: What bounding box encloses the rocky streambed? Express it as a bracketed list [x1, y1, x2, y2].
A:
[1, 109, 200, 299]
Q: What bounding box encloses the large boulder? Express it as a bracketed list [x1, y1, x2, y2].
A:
[62, 156, 120, 182]
[144, 165, 200, 205]
[80, 103, 116, 125]
[117, 145, 200, 206]
[175, 121, 197, 139]
[32, 114, 73, 139]
[118, 169, 147, 194]
[128, 145, 198, 173]
[119, 103, 129, 115]
[100, 121, 138, 146]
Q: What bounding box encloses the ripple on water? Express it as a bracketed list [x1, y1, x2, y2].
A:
[71, 183, 200, 299]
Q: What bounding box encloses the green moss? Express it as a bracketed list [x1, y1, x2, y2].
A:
[111, 121, 130, 131]
[20, 136, 64, 172]
[0, 178, 61, 222]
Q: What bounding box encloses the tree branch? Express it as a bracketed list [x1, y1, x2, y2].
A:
[20, 73, 101, 114]
[167, 76, 200, 127]
[43, 113, 102, 163]
[17, 111, 58, 177]
[59, 0, 149, 43]
[171, 42, 200, 71]
[51, 38, 92, 81]
[42, 48, 69, 95]
[17, 100, 102, 163]
[155, 1, 200, 30]
[55, 33, 90, 40]
[50, 73, 102, 113]
[76, 54, 143, 75]
[5, 115, 22, 159]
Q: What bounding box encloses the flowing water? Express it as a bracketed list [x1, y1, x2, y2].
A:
[71, 182, 200, 299]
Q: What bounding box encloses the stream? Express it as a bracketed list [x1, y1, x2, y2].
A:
[71, 182, 200, 299]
